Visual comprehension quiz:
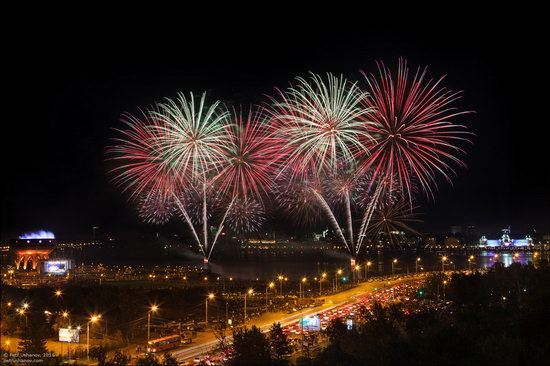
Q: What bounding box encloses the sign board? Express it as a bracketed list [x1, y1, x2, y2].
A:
[299, 315, 320, 331]
[59, 328, 79, 343]
[346, 319, 354, 330]
[45, 260, 69, 274]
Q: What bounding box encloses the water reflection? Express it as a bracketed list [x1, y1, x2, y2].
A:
[207, 250, 541, 280]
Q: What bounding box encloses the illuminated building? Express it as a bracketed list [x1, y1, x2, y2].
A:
[479, 228, 533, 248]
[10, 231, 56, 270]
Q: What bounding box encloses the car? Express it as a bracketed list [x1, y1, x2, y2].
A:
[193, 357, 201, 364]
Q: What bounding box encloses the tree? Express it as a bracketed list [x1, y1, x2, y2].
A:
[89, 345, 107, 364]
[17, 313, 48, 355]
[136, 353, 161, 366]
[269, 322, 292, 364]
[162, 353, 179, 366]
[230, 325, 272, 366]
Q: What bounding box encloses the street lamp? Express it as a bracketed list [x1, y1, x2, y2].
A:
[443, 280, 447, 301]
[441, 256, 447, 273]
[468, 255, 474, 271]
[87, 315, 100, 363]
[61, 311, 72, 360]
[336, 269, 343, 291]
[147, 305, 158, 342]
[365, 262, 372, 281]
[205, 294, 214, 327]
[319, 273, 327, 295]
[416, 258, 421, 274]
[278, 275, 284, 295]
[391, 259, 397, 275]
[55, 289, 63, 298]
[300, 277, 307, 300]
[354, 265, 360, 283]
[244, 289, 253, 323]
[266, 283, 274, 306]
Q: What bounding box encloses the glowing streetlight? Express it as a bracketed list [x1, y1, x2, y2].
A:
[443, 280, 448, 300]
[205, 294, 214, 327]
[244, 289, 254, 322]
[278, 275, 284, 295]
[441, 256, 447, 272]
[391, 259, 398, 275]
[416, 258, 421, 274]
[147, 305, 158, 342]
[55, 289, 63, 298]
[354, 265, 361, 283]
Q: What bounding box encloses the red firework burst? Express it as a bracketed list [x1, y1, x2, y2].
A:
[360, 58, 474, 202]
[108, 109, 178, 201]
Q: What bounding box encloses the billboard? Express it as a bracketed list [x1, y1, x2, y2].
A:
[44, 260, 69, 274]
[59, 328, 79, 343]
[299, 315, 320, 331]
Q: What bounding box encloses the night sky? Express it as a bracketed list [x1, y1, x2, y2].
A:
[4, 17, 548, 241]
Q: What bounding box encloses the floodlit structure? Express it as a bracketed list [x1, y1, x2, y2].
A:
[479, 228, 532, 248]
[11, 231, 56, 270]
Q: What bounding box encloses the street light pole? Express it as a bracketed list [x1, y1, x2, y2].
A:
[319, 273, 326, 295]
[244, 289, 253, 323]
[416, 258, 421, 274]
[392, 259, 397, 275]
[278, 275, 284, 296]
[86, 315, 99, 363]
[147, 306, 158, 342]
[266, 283, 274, 307]
[300, 277, 306, 300]
[335, 269, 342, 291]
[205, 294, 214, 327]
[441, 256, 447, 273]
[443, 280, 447, 301]
[365, 261, 371, 281]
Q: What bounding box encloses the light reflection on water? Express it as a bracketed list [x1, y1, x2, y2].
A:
[206, 250, 541, 281]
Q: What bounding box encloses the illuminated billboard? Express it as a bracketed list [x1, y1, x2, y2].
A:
[44, 260, 69, 274]
[300, 315, 320, 331]
[59, 328, 79, 343]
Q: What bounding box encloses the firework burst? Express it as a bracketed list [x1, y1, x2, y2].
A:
[226, 197, 266, 234]
[108, 109, 178, 200]
[269, 73, 374, 178]
[154, 92, 230, 184]
[360, 58, 473, 202]
[212, 107, 282, 203]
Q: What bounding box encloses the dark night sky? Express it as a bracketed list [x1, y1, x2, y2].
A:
[3, 15, 548, 241]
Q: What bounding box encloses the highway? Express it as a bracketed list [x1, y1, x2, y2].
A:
[172, 274, 425, 362]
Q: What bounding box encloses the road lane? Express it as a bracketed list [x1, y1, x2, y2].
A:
[172, 274, 425, 362]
